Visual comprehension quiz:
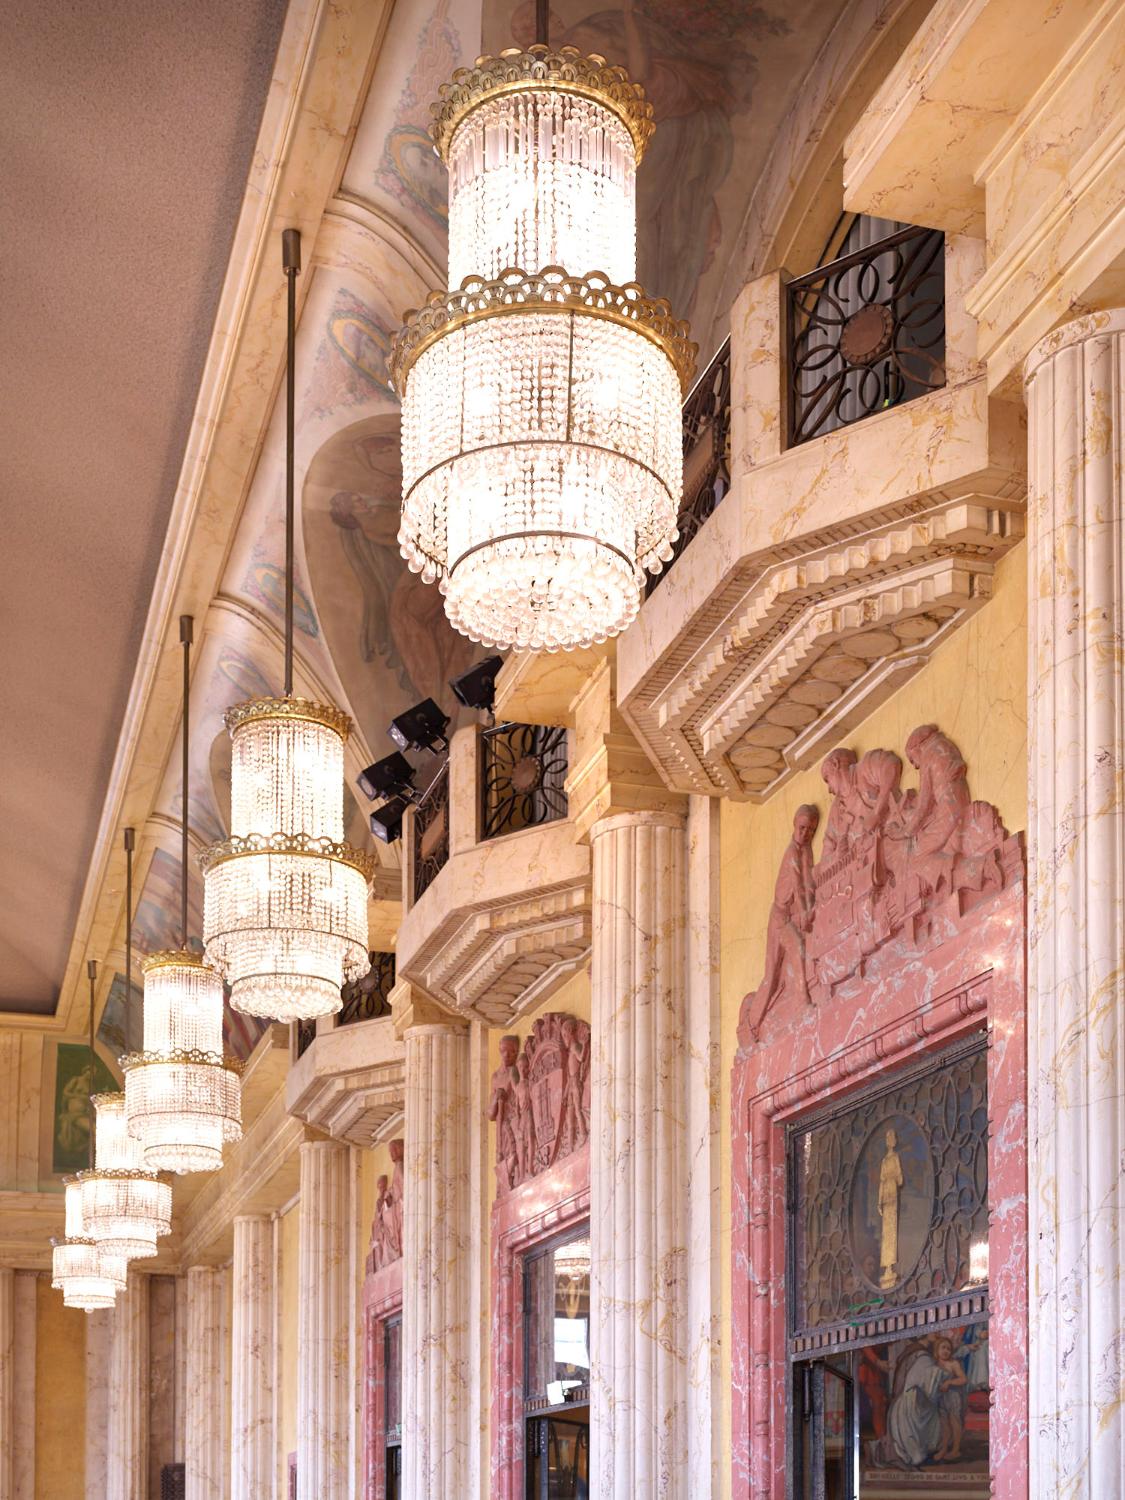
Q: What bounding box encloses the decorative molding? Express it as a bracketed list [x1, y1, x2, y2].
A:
[285, 1015, 405, 1147]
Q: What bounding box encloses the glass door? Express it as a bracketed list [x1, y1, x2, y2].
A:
[385, 1315, 402, 1499]
[523, 1228, 591, 1500]
[796, 1358, 857, 1500]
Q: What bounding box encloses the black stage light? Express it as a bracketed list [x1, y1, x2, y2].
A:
[370, 796, 407, 844]
[358, 752, 416, 802]
[389, 697, 450, 754]
[449, 655, 504, 712]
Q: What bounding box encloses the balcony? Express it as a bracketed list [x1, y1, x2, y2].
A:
[396, 722, 590, 1026]
[617, 230, 1025, 800]
[286, 952, 404, 1146]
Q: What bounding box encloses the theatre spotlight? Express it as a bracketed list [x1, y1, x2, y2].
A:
[450, 655, 504, 713]
[389, 698, 449, 754]
[370, 797, 407, 844]
[358, 752, 416, 803]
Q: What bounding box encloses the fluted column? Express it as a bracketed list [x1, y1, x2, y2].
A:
[232, 1217, 275, 1500]
[1025, 309, 1125, 1497]
[0, 1269, 12, 1500]
[589, 810, 689, 1500]
[107, 1272, 150, 1500]
[402, 1020, 472, 1500]
[297, 1141, 352, 1500]
[184, 1267, 231, 1500]
[84, 1309, 112, 1500]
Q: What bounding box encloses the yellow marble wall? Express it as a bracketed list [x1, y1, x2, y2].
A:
[717, 537, 1027, 1495]
[278, 1203, 300, 1494]
[34, 1274, 86, 1500]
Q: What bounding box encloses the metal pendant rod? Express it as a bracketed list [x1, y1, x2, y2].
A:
[124, 826, 135, 1013]
[180, 614, 193, 948]
[86, 958, 97, 1169]
[282, 228, 302, 697]
[535, 0, 549, 46]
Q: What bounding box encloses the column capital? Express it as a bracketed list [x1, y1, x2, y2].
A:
[1024, 306, 1125, 383]
[389, 976, 466, 1039]
[567, 657, 687, 843]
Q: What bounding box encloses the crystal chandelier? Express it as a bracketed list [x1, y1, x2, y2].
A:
[124, 619, 242, 1173]
[392, 36, 696, 651]
[81, 833, 173, 1248]
[202, 231, 374, 1022]
[52, 1179, 127, 1311]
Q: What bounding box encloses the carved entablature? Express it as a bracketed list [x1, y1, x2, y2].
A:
[489, 1013, 591, 1195]
[367, 1137, 404, 1274]
[738, 725, 1024, 1045]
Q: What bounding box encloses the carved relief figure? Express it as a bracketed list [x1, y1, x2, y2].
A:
[739, 805, 819, 1045]
[489, 1035, 522, 1192]
[877, 1128, 904, 1289]
[737, 725, 1017, 1043]
[492, 1014, 592, 1195]
[368, 1137, 405, 1272]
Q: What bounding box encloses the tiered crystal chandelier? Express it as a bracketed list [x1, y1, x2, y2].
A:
[80, 831, 174, 1247]
[52, 1178, 127, 1311]
[51, 960, 127, 1310]
[202, 231, 374, 1023]
[392, 26, 696, 652]
[123, 617, 242, 1173]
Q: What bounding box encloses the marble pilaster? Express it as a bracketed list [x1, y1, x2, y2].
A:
[107, 1272, 149, 1500]
[84, 1308, 112, 1500]
[297, 1141, 352, 1500]
[589, 808, 689, 1500]
[401, 1017, 473, 1500]
[232, 1216, 275, 1500]
[1025, 309, 1125, 1498]
[184, 1266, 231, 1500]
[12, 1273, 34, 1500]
[0, 1269, 12, 1500]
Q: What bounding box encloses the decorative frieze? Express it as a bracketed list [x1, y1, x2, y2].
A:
[488, 1015, 591, 1194]
[367, 1138, 404, 1273]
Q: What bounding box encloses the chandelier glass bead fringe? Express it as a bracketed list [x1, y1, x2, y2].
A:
[200, 698, 376, 1022]
[392, 44, 696, 652]
[122, 950, 242, 1174]
[78, 1092, 172, 1258]
[51, 1180, 127, 1310]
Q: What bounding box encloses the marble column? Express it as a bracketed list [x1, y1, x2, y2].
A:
[84, 1309, 112, 1500]
[0, 1269, 12, 1500]
[232, 1217, 275, 1500]
[107, 1272, 149, 1500]
[184, 1266, 231, 1500]
[402, 1020, 472, 1500]
[1025, 309, 1125, 1497]
[589, 810, 689, 1500]
[297, 1141, 352, 1500]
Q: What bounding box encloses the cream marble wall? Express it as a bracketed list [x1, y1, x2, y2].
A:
[33, 1274, 85, 1500]
[278, 1204, 300, 1495]
[718, 535, 1027, 1496]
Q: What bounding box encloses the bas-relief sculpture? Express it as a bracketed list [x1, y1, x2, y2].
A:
[739, 724, 1021, 1045]
[489, 1014, 591, 1194]
[368, 1138, 405, 1273]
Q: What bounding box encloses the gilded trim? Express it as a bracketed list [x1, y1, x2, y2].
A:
[120, 1048, 244, 1076]
[392, 268, 696, 395]
[198, 832, 378, 880]
[431, 45, 654, 163]
[223, 695, 354, 741]
[140, 948, 211, 976]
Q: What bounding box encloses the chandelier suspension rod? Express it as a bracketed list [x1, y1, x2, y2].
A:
[86, 958, 97, 1170]
[179, 614, 193, 949]
[282, 228, 301, 697]
[124, 826, 135, 1018]
[535, 0, 549, 46]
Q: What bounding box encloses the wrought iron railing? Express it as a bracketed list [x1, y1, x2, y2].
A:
[787, 224, 945, 446]
[648, 336, 731, 594]
[413, 762, 450, 903]
[480, 722, 569, 841]
[339, 950, 396, 1024]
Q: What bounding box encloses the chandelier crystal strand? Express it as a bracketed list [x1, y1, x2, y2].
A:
[393, 45, 695, 651]
[124, 618, 243, 1173]
[201, 231, 375, 1025]
[79, 1092, 172, 1257]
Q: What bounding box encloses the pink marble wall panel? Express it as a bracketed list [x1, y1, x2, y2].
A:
[362, 1257, 402, 1500]
[490, 1144, 590, 1500]
[731, 862, 1028, 1499]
